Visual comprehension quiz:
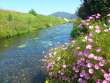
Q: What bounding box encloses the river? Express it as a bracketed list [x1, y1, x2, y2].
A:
[0, 23, 73, 83]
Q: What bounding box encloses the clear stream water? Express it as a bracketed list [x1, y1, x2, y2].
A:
[0, 23, 73, 83]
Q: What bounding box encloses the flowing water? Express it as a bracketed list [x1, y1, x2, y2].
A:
[0, 23, 73, 83]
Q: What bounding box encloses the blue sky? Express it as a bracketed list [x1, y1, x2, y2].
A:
[0, 0, 81, 15]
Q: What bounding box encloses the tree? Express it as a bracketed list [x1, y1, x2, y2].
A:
[28, 9, 37, 16]
[78, 0, 110, 19]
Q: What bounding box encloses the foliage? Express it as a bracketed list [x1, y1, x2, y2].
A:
[71, 25, 80, 38]
[0, 9, 66, 39]
[44, 13, 110, 83]
[78, 0, 110, 19]
[71, 24, 88, 38]
[72, 18, 82, 24]
[28, 9, 38, 16]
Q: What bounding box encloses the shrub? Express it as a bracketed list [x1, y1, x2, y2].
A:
[28, 9, 38, 16]
[71, 24, 88, 38]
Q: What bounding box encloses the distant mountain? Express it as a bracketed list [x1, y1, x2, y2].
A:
[50, 12, 77, 19]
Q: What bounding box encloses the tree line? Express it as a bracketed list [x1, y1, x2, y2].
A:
[78, 0, 110, 19]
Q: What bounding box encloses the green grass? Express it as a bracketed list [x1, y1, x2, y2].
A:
[0, 9, 66, 39]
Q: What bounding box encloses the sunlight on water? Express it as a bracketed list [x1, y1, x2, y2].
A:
[0, 23, 73, 83]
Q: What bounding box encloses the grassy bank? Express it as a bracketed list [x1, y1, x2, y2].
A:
[44, 13, 110, 83]
[0, 9, 66, 39]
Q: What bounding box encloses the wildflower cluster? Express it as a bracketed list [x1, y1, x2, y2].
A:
[44, 13, 110, 83]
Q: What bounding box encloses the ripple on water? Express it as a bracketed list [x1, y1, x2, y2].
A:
[0, 23, 73, 83]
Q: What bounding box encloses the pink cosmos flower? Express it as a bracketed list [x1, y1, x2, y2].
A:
[102, 80, 108, 83]
[89, 33, 93, 37]
[99, 62, 104, 67]
[88, 38, 93, 42]
[95, 13, 101, 19]
[80, 58, 86, 61]
[62, 76, 68, 81]
[107, 13, 110, 16]
[104, 73, 110, 81]
[94, 64, 100, 70]
[78, 51, 83, 56]
[62, 64, 67, 68]
[95, 29, 101, 33]
[96, 48, 102, 52]
[87, 62, 93, 68]
[96, 79, 102, 83]
[94, 56, 98, 60]
[88, 53, 95, 58]
[96, 16, 100, 19]
[97, 56, 103, 61]
[107, 19, 110, 23]
[104, 29, 109, 32]
[89, 16, 94, 20]
[97, 13, 101, 17]
[86, 44, 92, 49]
[47, 63, 52, 70]
[95, 25, 101, 33]
[80, 71, 86, 77]
[95, 25, 100, 29]
[75, 68, 79, 73]
[60, 72, 64, 75]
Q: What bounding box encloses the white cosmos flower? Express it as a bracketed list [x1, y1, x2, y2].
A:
[89, 68, 94, 74]
[89, 25, 94, 29]
[95, 29, 101, 33]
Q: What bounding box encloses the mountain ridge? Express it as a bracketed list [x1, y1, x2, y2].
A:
[50, 12, 77, 19]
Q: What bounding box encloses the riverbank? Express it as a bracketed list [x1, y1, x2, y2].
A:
[44, 13, 110, 82]
[0, 9, 66, 39]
